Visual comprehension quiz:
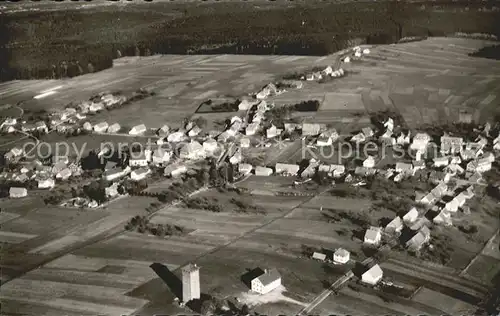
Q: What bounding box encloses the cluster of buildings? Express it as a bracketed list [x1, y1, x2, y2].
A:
[4, 153, 83, 198]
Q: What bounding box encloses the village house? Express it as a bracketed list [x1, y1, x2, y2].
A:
[229, 150, 242, 165]
[37, 177, 55, 189]
[35, 121, 48, 133]
[403, 207, 419, 224]
[361, 264, 383, 285]
[396, 131, 411, 145]
[410, 133, 431, 152]
[317, 129, 339, 146]
[413, 160, 426, 171]
[275, 163, 299, 176]
[180, 141, 206, 160]
[385, 216, 404, 235]
[266, 125, 279, 139]
[406, 226, 431, 251]
[82, 122, 92, 131]
[362, 127, 374, 138]
[107, 123, 121, 133]
[245, 123, 260, 136]
[351, 132, 366, 144]
[188, 126, 202, 137]
[238, 163, 253, 175]
[364, 226, 382, 246]
[329, 165, 346, 178]
[440, 136, 463, 155]
[395, 162, 413, 174]
[104, 166, 131, 181]
[250, 269, 281, 295]
[104, 161, 117, 171]
[129, 124, 147, 136]
[333, 248, 350, 264]
[89, 102, 104, 113]
[105, 182, 120, 198]
[157, 125, 170, 137]
[56, 168, 72, 181]
[433, 209, 452, 226]
[9, 187, 27, 198]
[240, 137, 250, 148]
[444, 163, 464, 175]
[301, 161, 318, 178]
[164, 164, 187, 178]
[363, 156, 376, 168]
[93, 121, 109, 133]
[152, 149, 171, 166]
[384, 117, 394, 131]
[75, 113, 87, 120]
[203, 138, 218, 153]
[168, 131, 186, 143]
[4, 147, 23, 161]
[238, 99, 256, 111]
[131, 167, 151, 181]
[255, 166, 273, 176]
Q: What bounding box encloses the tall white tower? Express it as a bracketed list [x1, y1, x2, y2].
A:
[182, 263, 200, 303]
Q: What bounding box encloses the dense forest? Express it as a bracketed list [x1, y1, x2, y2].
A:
[1, 1, 500, 82]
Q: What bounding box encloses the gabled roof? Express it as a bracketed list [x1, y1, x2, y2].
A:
[254, 268, 281, 286]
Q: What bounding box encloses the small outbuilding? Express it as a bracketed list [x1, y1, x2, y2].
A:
[9, 187, 27, 198]
[333, 248, 350, 264]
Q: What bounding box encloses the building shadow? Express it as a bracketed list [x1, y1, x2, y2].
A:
[150, 263, 182, 299]
[240, 267, 265, 289]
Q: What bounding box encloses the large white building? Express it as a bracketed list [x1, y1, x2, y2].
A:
[251, 268, 281, 295]
[182, 263, 200, 303]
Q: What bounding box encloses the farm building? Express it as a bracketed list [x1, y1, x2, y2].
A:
[312, 252, 326, 261]
[251, 268, 281, 295]
[9, 187, 27, 198]
[266, 125, 280, 139]
[406, 226, 431, 251]
[37, 178, 55, 189]
[56, 168, 72, 181]
[255, 166, 273, 176]
[104, 166, 131, 181]
[129, 124, 147, 135]
[152, 150, 171, 166]
[238, 99, 257, 111]
[180, 141, 205, 160]
[93, 121, 109, 133]
[333, 248, 350, 264]
[364, 227, 382, 246]
[363, 156, 376, 168]
[238, 163, 253, 175]
[275, 163, 299, 176]
[131, 167, 151, 181]
[107, 123, 121, 133]
[403, 207, 419, 224]
[164, 164, 187, 178]
[35, 121, 48, 133]
[361, 264, 383, 285]
[385, 216, 403, 234]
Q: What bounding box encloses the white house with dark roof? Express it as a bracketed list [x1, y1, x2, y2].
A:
[251, 269, 281, 294]
[403, 207, 419, 224]
[406, 226, 431, 251]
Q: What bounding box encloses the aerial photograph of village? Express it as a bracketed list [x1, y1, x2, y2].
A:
[0, 0, 499, 315]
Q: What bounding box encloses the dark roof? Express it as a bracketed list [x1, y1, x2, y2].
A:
[255, 268, 281, 286]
